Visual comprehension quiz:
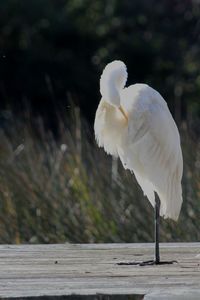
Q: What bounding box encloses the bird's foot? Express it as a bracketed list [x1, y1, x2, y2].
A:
[117, 260, 177, 266]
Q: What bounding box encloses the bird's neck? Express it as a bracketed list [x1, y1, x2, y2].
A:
[95, 99, 127, 157]
[103, 80, 121, 107]
[100, 64, 126, 106]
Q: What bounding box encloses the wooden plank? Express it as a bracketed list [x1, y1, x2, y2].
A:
[0, 243, 199, 299]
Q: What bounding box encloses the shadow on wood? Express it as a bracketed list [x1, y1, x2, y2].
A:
[0, 243, 199, 299]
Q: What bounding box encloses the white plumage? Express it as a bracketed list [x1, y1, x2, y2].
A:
[94, 60, 183, 221]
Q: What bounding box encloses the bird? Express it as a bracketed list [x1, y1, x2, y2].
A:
[94, 60, 183, 265]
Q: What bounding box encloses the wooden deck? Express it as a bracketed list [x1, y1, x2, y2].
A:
[0, 243, 200, 299]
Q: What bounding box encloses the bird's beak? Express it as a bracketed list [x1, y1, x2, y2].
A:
[119, 105, 128, 122]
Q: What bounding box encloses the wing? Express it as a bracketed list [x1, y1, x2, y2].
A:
[122, 87, 183, 220]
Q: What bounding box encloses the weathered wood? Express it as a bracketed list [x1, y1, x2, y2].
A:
[0, 243, 199, 299]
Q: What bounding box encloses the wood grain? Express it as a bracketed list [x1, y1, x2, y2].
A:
[0, 243, 199, 299]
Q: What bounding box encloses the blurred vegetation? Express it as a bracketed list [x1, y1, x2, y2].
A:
[0, 0, 200, 244]
[0, 109, 199, 244]
[0, 0, 200, 129]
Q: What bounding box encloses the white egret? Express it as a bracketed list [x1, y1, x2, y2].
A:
[94, 60, 183, 265]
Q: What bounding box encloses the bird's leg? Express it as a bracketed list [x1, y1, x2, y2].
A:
[117, 194, 176, 266]
[118, 198, 160, 266]
[137, 195, 160, 265]
[155, 194, 160, 264]
[138, 195, 176, 266]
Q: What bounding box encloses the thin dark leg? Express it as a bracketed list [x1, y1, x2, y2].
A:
[117, 194, 177, 266]
[117, 196, 160, 266]
[155, 194, 160, 264]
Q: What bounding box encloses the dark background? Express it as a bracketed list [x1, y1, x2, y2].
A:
[0, 0, 199, 244]
[0, 0, 200, 130]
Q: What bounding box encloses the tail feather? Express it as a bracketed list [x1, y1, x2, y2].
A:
[134, 170, 182, 221]
[160, 170, 182, 221]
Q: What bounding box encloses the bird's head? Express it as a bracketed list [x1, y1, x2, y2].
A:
[100, 60, 127, 107]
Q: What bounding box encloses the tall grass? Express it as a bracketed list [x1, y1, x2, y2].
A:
[0, 108, 199, 244]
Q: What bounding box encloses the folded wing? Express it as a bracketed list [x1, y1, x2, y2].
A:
[124, 91, 183, 220]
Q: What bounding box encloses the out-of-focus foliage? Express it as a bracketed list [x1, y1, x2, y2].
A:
[0, 0, 200, 129]
[0, 0, 199, 244]
[0, 110, 199, 244]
